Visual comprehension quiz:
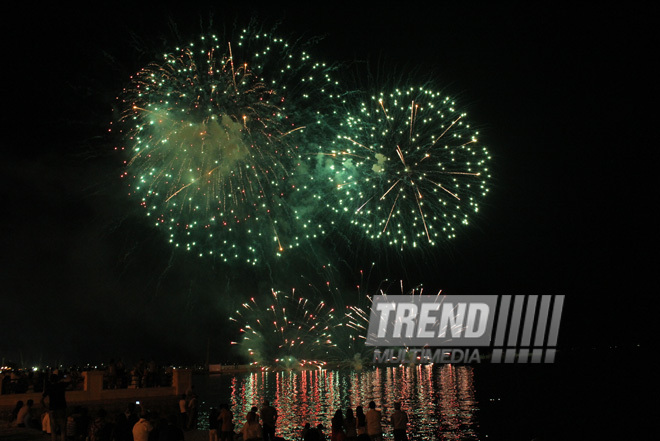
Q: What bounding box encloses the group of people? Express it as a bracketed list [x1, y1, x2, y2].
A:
[128, 408, 186, 441]
[178, 390, 199, 431]
[1, 368, 84, 395]
[0, 360, 173, 396]
[9, 399, 38, 428]
[208, 403, 234, 441]
[8, 394, 182, 441]
[7, 373, 85, 439]
[8, 373, 409, 441]
[105, 359, 173, 390]
[318, 401, 408, 441]
[12, 371, 185, 441]
[205, 399, 408, 441]
[208, 400, 278, 441]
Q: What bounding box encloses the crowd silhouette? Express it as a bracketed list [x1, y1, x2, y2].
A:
[5, 372, 409, 441]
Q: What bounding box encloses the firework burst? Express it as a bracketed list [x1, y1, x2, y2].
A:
[230, 288, 340, 367]
[313, 86, 491, 251]
[115, 28, 340, 264]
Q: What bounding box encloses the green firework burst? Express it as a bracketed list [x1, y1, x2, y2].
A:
[116, 29, 340, 264]
[314, 86, 491, 250]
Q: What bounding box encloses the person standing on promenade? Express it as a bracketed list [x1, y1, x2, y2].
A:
[219, 403, 234, 441]
[300, 422, 311, 440]
[241, 411, 262, 441]
[208, 407, 219, 441]
[343, 408, 357, 441]
[178, 394, 188, 430]
[355, 406, 367, 440]
[260, 400, 277, 441]
[132, 411, 153, 441]
[316, 424, 326, 441]
[390, 403, 408, 441]
[330, 409, 346, 441]
[107, 360, 117, 389]
[187, 392, 199, 430]
[41, 374, 68, 441]
[365, 402, 382, 441]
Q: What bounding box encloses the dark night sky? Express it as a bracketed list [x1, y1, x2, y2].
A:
[1, 2, 655, 366]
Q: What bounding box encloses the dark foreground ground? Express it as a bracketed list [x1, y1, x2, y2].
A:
[0, 421, 209, 441]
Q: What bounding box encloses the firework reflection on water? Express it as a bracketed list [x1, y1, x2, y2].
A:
[195, 365, 478, 441]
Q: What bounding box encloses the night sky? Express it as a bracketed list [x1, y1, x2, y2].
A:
[2, 2, 655, 367]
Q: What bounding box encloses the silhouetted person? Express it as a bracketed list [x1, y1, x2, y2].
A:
[2, 373, 11, 394]
[390, 403, 408, 441]
[107, 360, 117, 389]
[219, 403, 234, 441]
[16, 399, 35, 428]
[41, 374, 68, 441]
[343, 408, 357, 441]
[316, 424, 326, 441]
[11, 400, 24, 423]
[147, 359, 157, 387]
[303, 423, 320, 441]
[132, 411, 153, 441]
[187, 392, 198, 430]
[241, 411, 262, 441]
[260, 400, 277, 441]
[178, 395, 187, 430]
[331, 409, 346, 441]
[355, 407, 366, 439]
[208, 408, 219, 441]
[300, 422, 311, 440]
[365, 402, 382, 441]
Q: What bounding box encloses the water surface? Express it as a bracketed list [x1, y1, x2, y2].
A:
[194, 365, 478, 440]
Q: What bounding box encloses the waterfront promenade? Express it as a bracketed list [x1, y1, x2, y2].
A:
[0, 370, 192, 411]
[0, 369, 197, 440]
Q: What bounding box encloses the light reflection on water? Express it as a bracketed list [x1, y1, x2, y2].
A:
[196, 365, 478, 440]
